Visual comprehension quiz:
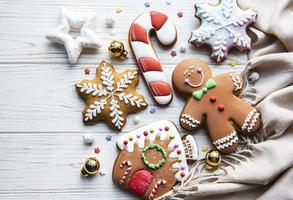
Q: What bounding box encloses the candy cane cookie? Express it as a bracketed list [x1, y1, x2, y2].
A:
[129, 11, 177, 105]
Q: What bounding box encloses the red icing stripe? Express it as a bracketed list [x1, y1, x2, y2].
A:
[150, 11, 168, 31]
[138, 57, 162, 72]
[149, 81, 172, 96]
[130, 23, 149, 44]
[128, 170, 153, 196]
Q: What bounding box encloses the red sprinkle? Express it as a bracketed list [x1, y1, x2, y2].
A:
[123, 140, 128, 145]
[180, 172, 185, 177]
[177, 11, 183, 18]
[164, 126, 169, 131]
[94, 147, 101, 154]
[170, 50, 177, 57]
[218, 104, 225, 112]
[209, 96, 217, 103]
[143, 131, 148, 136]
[177, 149, 181, 155]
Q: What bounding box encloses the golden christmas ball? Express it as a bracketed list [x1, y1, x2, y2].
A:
[205, 149, 222, 170]
[81, 157, 100, 176]
[108, 40, 128, 59]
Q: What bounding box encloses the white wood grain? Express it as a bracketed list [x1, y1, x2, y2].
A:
[0, 0, 249, 199]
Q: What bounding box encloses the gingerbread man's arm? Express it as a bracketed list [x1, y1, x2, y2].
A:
[180, 98, 204, 131]
[216, 73, 244, 94]
[228, 73, 244, 93]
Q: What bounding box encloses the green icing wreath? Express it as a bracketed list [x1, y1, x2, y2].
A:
[141, 144, 167, 170]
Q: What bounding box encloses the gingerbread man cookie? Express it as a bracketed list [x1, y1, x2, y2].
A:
[76, 60, 147, 131]
[113, 120, 198, 199]
[173, 58, 261, 153]
[189, 0, 257, 63]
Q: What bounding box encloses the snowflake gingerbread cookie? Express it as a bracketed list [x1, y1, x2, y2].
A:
[189, 0, 257, 63]
[173, 58, 261, 153]
[76, 61, 147, 131]
[113, 120, 198, 199]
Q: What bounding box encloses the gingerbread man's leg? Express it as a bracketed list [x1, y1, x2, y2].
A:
[230, 97, 261, 134]
[179, 99, 203, 131]
[206, 116, 238, 154]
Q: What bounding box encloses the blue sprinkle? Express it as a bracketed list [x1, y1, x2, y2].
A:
[149, 107, 156, 114]
[105, 134, 112, 141]
[144, 1, 150, 7]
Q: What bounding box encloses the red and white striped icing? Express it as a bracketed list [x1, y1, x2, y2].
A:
[149, 179, 167, 200]
[119, 160, 133, 185]
[129, 11, 177, 105]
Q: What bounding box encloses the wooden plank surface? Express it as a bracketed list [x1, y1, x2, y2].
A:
[0, 0, 248, 199]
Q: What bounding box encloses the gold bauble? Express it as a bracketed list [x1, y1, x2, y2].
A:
[205, 149, 222, 170]
[81, 157, 100, 176]
[108, 40, 128, 59]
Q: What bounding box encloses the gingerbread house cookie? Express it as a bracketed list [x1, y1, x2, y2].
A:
[112, 120, 198, 199]
[173, 58, 261, 153]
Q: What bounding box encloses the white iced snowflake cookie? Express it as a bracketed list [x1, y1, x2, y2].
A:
[46, 9, 103, 64]
[189, 0, 257, 63]
[76, 60, 148, 131]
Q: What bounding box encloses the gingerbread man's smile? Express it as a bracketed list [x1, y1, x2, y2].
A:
[183, 66, 204, 88]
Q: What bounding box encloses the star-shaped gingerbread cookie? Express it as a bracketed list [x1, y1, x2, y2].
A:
[189, 0, 257, 63]
[46, 9, 102, 64]
[76, 61, 148, 131]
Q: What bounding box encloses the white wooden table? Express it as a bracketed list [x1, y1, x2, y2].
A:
[0, 0, 248, 199]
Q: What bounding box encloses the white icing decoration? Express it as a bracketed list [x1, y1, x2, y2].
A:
[116, 120, 189, 182]
[130, 11, 176, 105]
[183, 66, 204, 88]
[77, 63, 147, 129]
[131, 41, 157, 60]
[241, 108, 259, 132]
[153, 95, 172, 105]
[156, 18, 177, 45]
[189, 0, 257, 62]
[45, 9, 102, 64]
[76, 83, 107, 97]
[144, 71, 167, 83]
[180, 114, 200, 128]
[230, 73, 243, 91]
[213, 131, 238, 150]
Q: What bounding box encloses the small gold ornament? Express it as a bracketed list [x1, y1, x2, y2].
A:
[81, 157, 100, 176]
[108, 40, 128, 59]
[205, 149, 222, 170]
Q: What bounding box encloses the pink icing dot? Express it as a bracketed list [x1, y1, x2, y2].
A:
[197, 68, 202, 73]
[184, 79, 189, 84]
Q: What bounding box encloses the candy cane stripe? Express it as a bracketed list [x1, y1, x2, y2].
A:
[149, 179, 167, 200]
[149, 82, 171, 96]
[119, 160, 133, 185]
[138, 57, 162, 72]
[129, 11, 176, 105]
[130, 23, 149, 44]
[150, 11, 168, 30]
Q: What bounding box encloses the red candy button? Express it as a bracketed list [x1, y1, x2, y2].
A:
[209, 96, 217, 103]
[177, 149, 181, 155]
[143, 131, 148, 136]
[218, 104, 225, 112]
[180, 172, 185, 177]
[123, 140, 128, 145]
[164, 126, 169, 131]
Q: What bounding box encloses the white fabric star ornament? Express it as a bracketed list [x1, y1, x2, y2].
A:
[46, 9, 102, 64]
